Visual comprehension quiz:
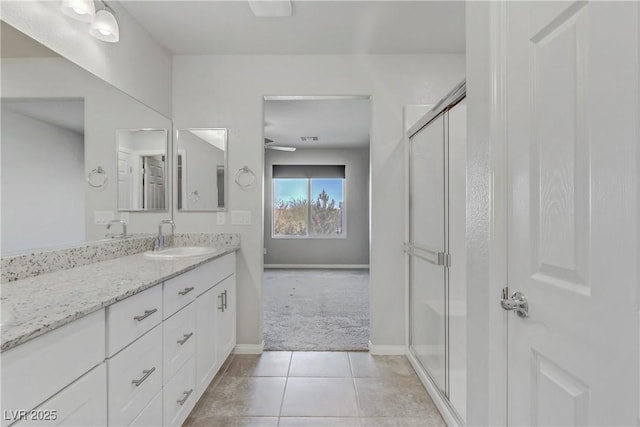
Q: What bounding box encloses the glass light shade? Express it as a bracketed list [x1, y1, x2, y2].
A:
[89, 9, 119, 43]
[60, 0, 96, 22]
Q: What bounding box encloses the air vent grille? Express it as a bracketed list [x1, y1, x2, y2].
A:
[300, 136, 319, 142]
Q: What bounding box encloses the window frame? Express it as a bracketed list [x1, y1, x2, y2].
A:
[272, 177, 347, 239]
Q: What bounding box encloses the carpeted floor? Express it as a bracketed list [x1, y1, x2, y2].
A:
[263, 269, 370, 351]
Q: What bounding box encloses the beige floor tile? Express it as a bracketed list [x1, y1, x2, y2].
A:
[279, 417, 362, 426]
[348, 353, 416, 378]
[355, 378, 442, 419]
[194, 377, 286, 417]
[360, 417, 446, 427]
[289, 352, 352, 377]
[281, 378, 359, 417]
[184, 416, 279, 427]
[225, 352, 292, 377]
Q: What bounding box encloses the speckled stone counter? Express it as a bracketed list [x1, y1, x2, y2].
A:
[0, 245, 239, 352]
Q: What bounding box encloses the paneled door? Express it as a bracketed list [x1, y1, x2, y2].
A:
[505, 1, 639, 425]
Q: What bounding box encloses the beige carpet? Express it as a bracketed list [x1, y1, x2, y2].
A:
[263, 269, 369, 351]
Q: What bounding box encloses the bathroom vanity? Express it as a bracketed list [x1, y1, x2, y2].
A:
[1, 248, 237, 427]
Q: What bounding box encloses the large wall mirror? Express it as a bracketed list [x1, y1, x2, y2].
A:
[176, 128, 228, 211]
[1, 21, 172, 255]
[117, 129, 169, 211]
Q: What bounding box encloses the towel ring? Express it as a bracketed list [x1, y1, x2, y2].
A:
[87, 166, 108, 188]
[234, 166, 256, 189]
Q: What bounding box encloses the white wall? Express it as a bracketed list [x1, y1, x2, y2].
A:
[0, 0, 172, 116]
[172, 54, 465, 349]
[2, 58, 172, 242]
[1, 108, 85, 253]
[264, 147, 370, 266]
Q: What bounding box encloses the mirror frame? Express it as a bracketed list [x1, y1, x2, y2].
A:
[116, 128, 170, 212]
[175, 128, 229, 212]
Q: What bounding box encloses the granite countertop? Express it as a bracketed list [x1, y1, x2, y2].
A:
[0, 245, 239, 352]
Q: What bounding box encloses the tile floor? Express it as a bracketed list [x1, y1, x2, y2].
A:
[184, 351, 446, 427]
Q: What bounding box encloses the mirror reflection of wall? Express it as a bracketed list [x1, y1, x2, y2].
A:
[176, 128, 227, 211]
[1, 98, 85, 253]
[0, 21, 173, 254]
[117, 129, 168, 211]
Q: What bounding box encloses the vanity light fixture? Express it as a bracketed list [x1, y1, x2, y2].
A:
[60, 0, 96, 22]
[89, 2, 119, 43]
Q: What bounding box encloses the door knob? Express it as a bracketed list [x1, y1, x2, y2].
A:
[500, 291, 529, 318]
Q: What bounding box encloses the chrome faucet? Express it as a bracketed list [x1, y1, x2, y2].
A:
[106, 220, 127, 239]
[155, 220, 175, 251]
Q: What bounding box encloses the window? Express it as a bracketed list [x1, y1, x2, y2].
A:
[272, 165, 345, 238]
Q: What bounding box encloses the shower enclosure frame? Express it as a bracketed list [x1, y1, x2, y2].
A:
[406, 81, 466, 426]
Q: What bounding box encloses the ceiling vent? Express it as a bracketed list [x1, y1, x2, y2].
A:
[300, 136, 319, 142]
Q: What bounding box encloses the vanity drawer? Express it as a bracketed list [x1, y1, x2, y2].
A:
[128, 390, 162, 427]
[163, 302, 196, 384]
[13, 364, 107, 427]
[1, 309, 105, 427]
[107, 325, 162, 427]
[163, 356, 196, 427]
[107, 285, 162, 357]
[163, 270, 198, 319]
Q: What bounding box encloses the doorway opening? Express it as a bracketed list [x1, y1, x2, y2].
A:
[262, 95, 371, 351]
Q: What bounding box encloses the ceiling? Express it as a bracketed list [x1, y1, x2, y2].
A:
[264, 97, 371, 149]
[120, 0, 465, 55]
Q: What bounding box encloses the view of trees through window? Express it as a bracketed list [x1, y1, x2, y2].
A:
[273, 178, 344, 237]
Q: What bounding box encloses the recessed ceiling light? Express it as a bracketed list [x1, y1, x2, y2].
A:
[248, 0, 292, 17]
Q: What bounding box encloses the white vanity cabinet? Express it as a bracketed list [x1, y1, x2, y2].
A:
[1, 250, 237, 427]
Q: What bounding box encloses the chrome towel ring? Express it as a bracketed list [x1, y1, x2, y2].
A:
[87, 166, 108, 188]
[234, 165, 256, 189]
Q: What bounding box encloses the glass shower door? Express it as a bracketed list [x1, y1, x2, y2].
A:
[408, 113, 447, 394]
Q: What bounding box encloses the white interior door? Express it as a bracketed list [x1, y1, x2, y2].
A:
[143, 155, 166, 210]
[505, 1, 639, 425]
[118, 149, 132, 208]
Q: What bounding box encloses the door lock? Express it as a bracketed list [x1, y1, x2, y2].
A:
[501, 291, 529, 318]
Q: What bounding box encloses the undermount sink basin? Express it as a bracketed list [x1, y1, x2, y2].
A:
[143, 246, 219, 259]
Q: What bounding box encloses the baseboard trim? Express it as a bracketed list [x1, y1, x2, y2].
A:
[233, 341, 264, 354]
[264, 264, 369, 269]
[406, 350, 463, 427]
[368, 341, 406, 355]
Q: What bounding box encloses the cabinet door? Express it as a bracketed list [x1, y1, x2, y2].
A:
[195, 285, 219, 398]
[216, 275, 236, 365]
[13, 364, 106, 427]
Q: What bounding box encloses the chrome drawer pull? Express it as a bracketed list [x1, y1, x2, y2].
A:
[131, 367, 156, 387]
[133, 308, 158, 321]
[177, 389, 193, 406]
[218, 294, 224, 312]
[178, 287, 194, 296]
[223, 290, 228, 310]
[177, 332, 194, 345]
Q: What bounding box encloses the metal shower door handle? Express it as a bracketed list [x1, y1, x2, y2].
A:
[501, 291, 529, 318]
